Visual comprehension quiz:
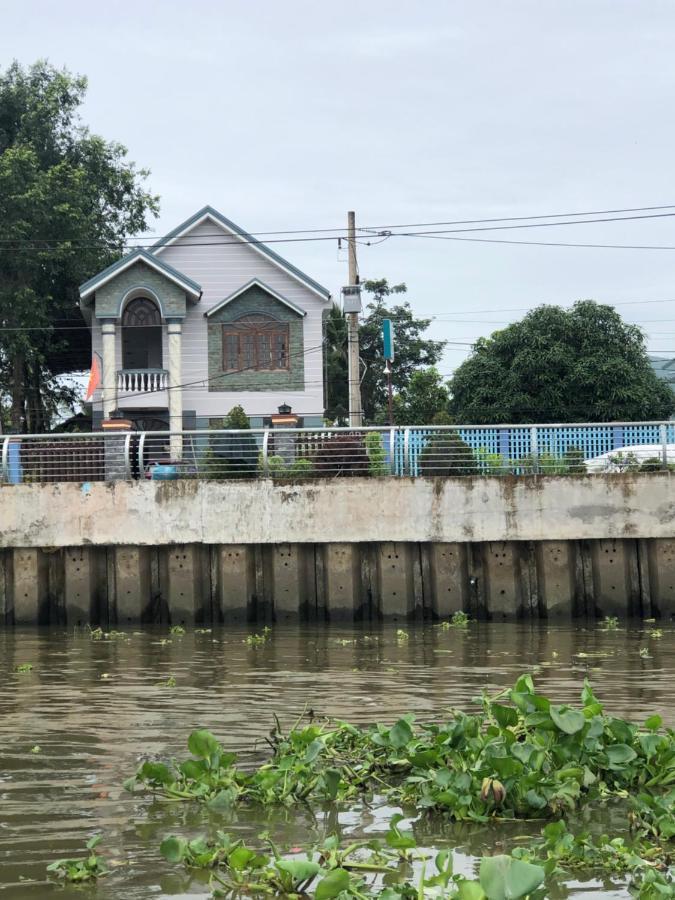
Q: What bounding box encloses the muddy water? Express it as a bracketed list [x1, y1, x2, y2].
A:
[0, 622, 673, 898]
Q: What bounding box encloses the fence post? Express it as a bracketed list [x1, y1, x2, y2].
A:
[389, 427, 396, 475]
[403, 427, 411, 476]
[262, 428, 270, 475]
[660, 423, 668, 470]
[530, 426, 539, 474]
[137, 433, 146, 480]
[123, 433, 132, 480]
[498, 427, 510, 461]
[1, 436, 9, 482]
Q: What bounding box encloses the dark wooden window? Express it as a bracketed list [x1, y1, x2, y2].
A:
[122, 297, 161, 327]
[222, 316, 289, 372]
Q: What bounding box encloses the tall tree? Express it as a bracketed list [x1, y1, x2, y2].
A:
[448, 300, 675, 423]
[0, 60, 159, 431]
[392, 367, 449, 425]
[323, 280, 446, 423]
[323, 303, 349, 424]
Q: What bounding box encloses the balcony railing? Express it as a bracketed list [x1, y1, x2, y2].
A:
[117, 369, 169, 393]
[2, 421, 675, 484]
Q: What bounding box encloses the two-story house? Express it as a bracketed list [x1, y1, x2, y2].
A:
[79, 206, 332, 441]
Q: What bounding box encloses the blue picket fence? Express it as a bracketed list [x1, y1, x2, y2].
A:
[395, 423, 675, 476]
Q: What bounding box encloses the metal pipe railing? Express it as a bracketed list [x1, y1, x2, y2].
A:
[1, 420, 674, 484]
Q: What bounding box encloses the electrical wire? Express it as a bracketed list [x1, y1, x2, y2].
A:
[407, 233, 675, 252]
[6, 209, 675, 253]
[4, 202, 675, 245]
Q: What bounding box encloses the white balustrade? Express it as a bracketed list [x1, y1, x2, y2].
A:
[117, 369, 169, 394]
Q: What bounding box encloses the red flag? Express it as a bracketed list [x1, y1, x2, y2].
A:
[85, 354, 102, 401]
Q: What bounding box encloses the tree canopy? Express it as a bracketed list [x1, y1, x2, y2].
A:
[0, 60, 159, 431]
[448, 300, 675, 424]
[323, 280, 446, 424]
[392, 367, 449, 425]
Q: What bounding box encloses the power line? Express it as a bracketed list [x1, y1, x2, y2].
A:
[393, 210, 675, 237]
[4, 202, 675, 245]
[409, 233, 675, 252]
[6, 208, 675, 254]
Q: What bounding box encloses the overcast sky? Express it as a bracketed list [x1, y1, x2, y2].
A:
[5, 1, 675, 374]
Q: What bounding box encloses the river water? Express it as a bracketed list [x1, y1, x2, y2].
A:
[0, 622, 673, 898]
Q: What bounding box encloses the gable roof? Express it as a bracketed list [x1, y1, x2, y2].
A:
[79, 248, 202, 301]
[204, 278, 306, 318]
[152, 205, 331, 301]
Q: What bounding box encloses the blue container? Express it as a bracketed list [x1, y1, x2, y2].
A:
[8, 441, 22, 484]
[151, 464, 178, 481]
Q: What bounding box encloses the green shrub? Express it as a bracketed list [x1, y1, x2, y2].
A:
[266, 455, 314, 480]
[419, 430, 476, 476]
[291, 456, 314, 478]
[607, 451, 640, 472]
[223, 405, 250, 429]
[563, 446, 586, 474]
[640, 456, 663, 472]
[209, 406, 258, 479]
[311, 433, 369, 476]
[365, 432, 388, 476]
[475, 448, 511, 475]
[538, 452, 570, 475]
[267, 454, 285, 476]
[198, 447, 225, 480]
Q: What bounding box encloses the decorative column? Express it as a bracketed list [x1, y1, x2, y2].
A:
[167, 319, 183, 459]
[101, 319, 117, 418]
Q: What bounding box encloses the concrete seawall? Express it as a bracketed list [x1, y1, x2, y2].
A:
[1, 475, 674, 625]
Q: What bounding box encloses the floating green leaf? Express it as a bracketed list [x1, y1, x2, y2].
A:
[275, 858, 321, 881]
[160, 836, 187, 864]
[550, 704, 585, 735]
[314, 867, 351, 899]
[479, 855, 545, 900]
[605, 744, 638, 767]
[492, 704, 518, 729]
[187, 729, 220, 760]
[389, 718, 413, 748]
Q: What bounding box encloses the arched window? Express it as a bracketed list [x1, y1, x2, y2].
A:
[122, 297, 161, 327]
[121, 296, 163, 370]
[222, 315, 289, 372]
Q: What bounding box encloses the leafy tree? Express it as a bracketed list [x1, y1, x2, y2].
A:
[210, 405, 257, 478]
[392, 367, 449, 425]
[323, 280, 446, 423]
[323, 304, 348, 423]
[419, 430, 476, 476]
[223, 404, 250, 429]
[448, 301, 675, 424]
[0, 60, 159, 432]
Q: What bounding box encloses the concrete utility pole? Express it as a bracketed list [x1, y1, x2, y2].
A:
[346, 211, 364, 426]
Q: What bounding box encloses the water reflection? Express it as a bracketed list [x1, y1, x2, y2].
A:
[0, 622, 672, 897]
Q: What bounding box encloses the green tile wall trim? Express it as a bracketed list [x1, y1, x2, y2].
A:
[94, 261, 188, 319]
[207, 285, 305, 392]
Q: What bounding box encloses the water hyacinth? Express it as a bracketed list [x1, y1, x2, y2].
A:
[159, 824, 547, 899]
[124, 674, 675, 827]
[46, 835, 108, 883]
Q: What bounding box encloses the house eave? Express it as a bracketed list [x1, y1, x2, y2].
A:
[204, 278, 307, 318]
[79, 249, 202, 301]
